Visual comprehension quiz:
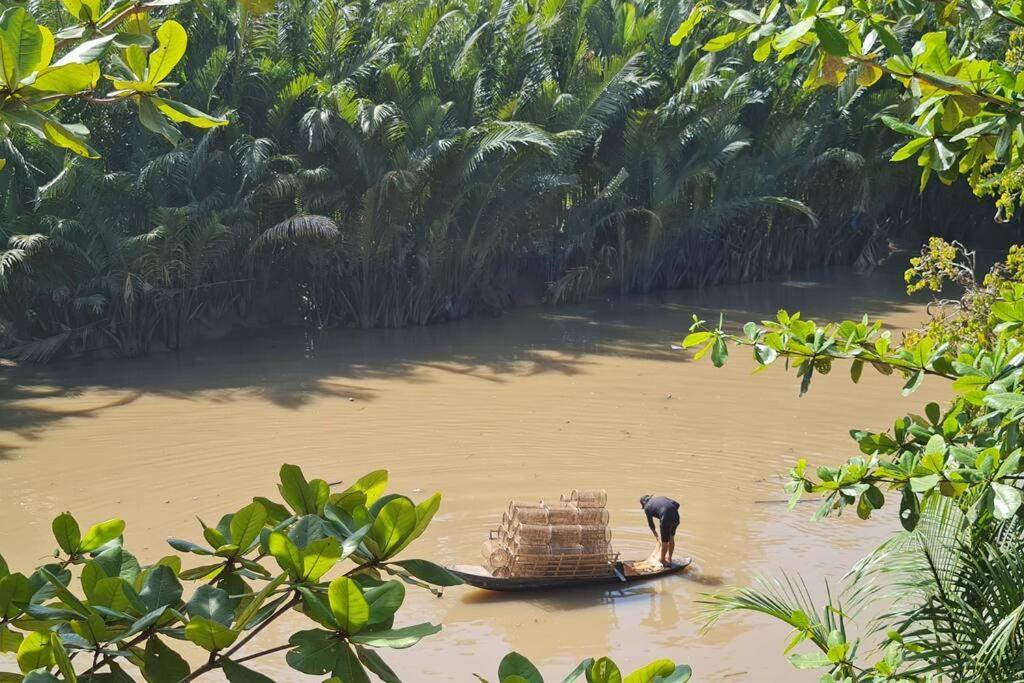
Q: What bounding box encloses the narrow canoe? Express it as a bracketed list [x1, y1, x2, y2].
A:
[448, 557, 692, 592]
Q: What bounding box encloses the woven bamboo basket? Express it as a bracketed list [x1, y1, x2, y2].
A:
[508, 500, 544, 516]
[580, 525, 612, 544]
[512, 506, 550, 524]
[515, 524, 554, 544]
[481, 540, 511, 568]
[566, 489, 607, 508]
[576, 508, 610, 525]
[546, 505, 580, 525]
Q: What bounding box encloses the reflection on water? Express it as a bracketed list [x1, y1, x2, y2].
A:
[0, 261, 946, 681]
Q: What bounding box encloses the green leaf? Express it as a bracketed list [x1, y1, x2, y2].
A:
[143, 635, 191, 683]
[147, 19, 186, 83]
[363, 580, 405, 624]
[992, 482, 1023, 519]
[187, 585, 233, 625]
[890, 137, 930, 162]
[390, 492, 440, 556]
[28, 63, 99, 94]
[328, 576, 369, 634]
[268, 531, 303, 578]
[586, 657, 623, 683]
[222, 660, 275, 683]
[184, 616, 238, 651]
[152, 98, 228, 129]
[16, 631, 52, 673]
[0, 572, 31, 618]
[498, 652, 543, 683]
[389, 559, 463, 586]
[234, 572, 288, 629]
[900, 487, 920, 531]
[881, 115, 929, 138]
[669, 4, 705, 46]
[301, 537, 341, 581]
[229, 501, 267, 552]
[774, 17, 815, 49]
[0, 625, 23, 653]
[49, 633, 75, 683]
[332, 643, 371, 683]
[80, 519, 125, 552]
[910, 474, 939, 492]
[286, 629, 345, 675]
[0, 7, 43, 88]
[563, 659, 594, 683]
[788, 652, 832, 669]
[52, 513, 81, 555]
[369, 497, 416, 559]
[355, 646, 400, 683]
[728, 8, 760, 24]
[813, 18, 848, 56]
[623, 659, 676, 683]
[349, 622, 441, 649]
[703, 31, 743, 52]
[279, 464, 318, 515]
[53, 34, 114, 66]
[139, 565, 182, 611]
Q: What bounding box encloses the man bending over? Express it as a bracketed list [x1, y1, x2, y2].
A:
[641, 494, 680, 567]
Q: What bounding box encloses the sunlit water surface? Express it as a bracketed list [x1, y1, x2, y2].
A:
[0, 261, 945, 681]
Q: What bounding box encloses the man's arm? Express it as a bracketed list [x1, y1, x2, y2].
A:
[646, 511, 657, 537]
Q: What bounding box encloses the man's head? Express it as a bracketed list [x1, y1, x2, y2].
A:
[640, 494, 652, 508]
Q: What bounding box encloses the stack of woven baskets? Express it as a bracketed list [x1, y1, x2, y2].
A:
[481, 489, 617, 578]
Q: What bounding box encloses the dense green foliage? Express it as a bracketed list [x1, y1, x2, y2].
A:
[0, 465, 687, 681]
[687, 0, 1024, 220]
[1, 0, 998, 361]
[688, 243, 1024, 681]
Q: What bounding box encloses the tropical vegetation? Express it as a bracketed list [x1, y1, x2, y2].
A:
[0, 0, 1004, 361]
[0, 464, 689, 681]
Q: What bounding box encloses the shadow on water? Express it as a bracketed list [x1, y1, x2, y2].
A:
[0, 263, 927, 459]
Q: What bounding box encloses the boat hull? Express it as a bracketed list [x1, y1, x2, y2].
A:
[448, 558, 692, 591]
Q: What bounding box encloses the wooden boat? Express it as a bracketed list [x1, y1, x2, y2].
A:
[448, 557, 692, 591]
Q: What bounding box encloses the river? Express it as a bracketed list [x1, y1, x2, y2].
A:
[0, 260, 946, 681]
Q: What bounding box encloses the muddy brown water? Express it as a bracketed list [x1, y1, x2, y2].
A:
[0, 262, 947, 681]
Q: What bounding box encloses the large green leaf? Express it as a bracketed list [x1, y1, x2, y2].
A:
[389, 559, 462, 586]
[139, 565, 182, 611]
[51, 513, 80, 555]
[152, 98, 228, 128]
[187, 585, 233, 625]
[332, 642, 371, 683]
[301, 537, 341, 581]
[623, 659, 676, 683]
[16, 631, 52, 673]
[79, 519, 125, 552]
[142, 635, 191, 683]
[0, 7, 43, 87]
[328, 576, 369, 634]
[279, 464, 318, 515]
[184, 616, 238, 651]
[363, 580, 405, 624]
[0, 573, 31, 618]
[498, 652, 543, 683]
[268, 531, 303, 578]
[349, 622, 441, 649]
[992, 482, 1022, 519]
[369, 497, 416, 559]
[390, 492, 441, 555]
[286, 629, 345, 675]
[147, 19, 186, 84]
[53, 34, 114, 66]
[586, 658, 623, 683]
[229, 501, 267, 551]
